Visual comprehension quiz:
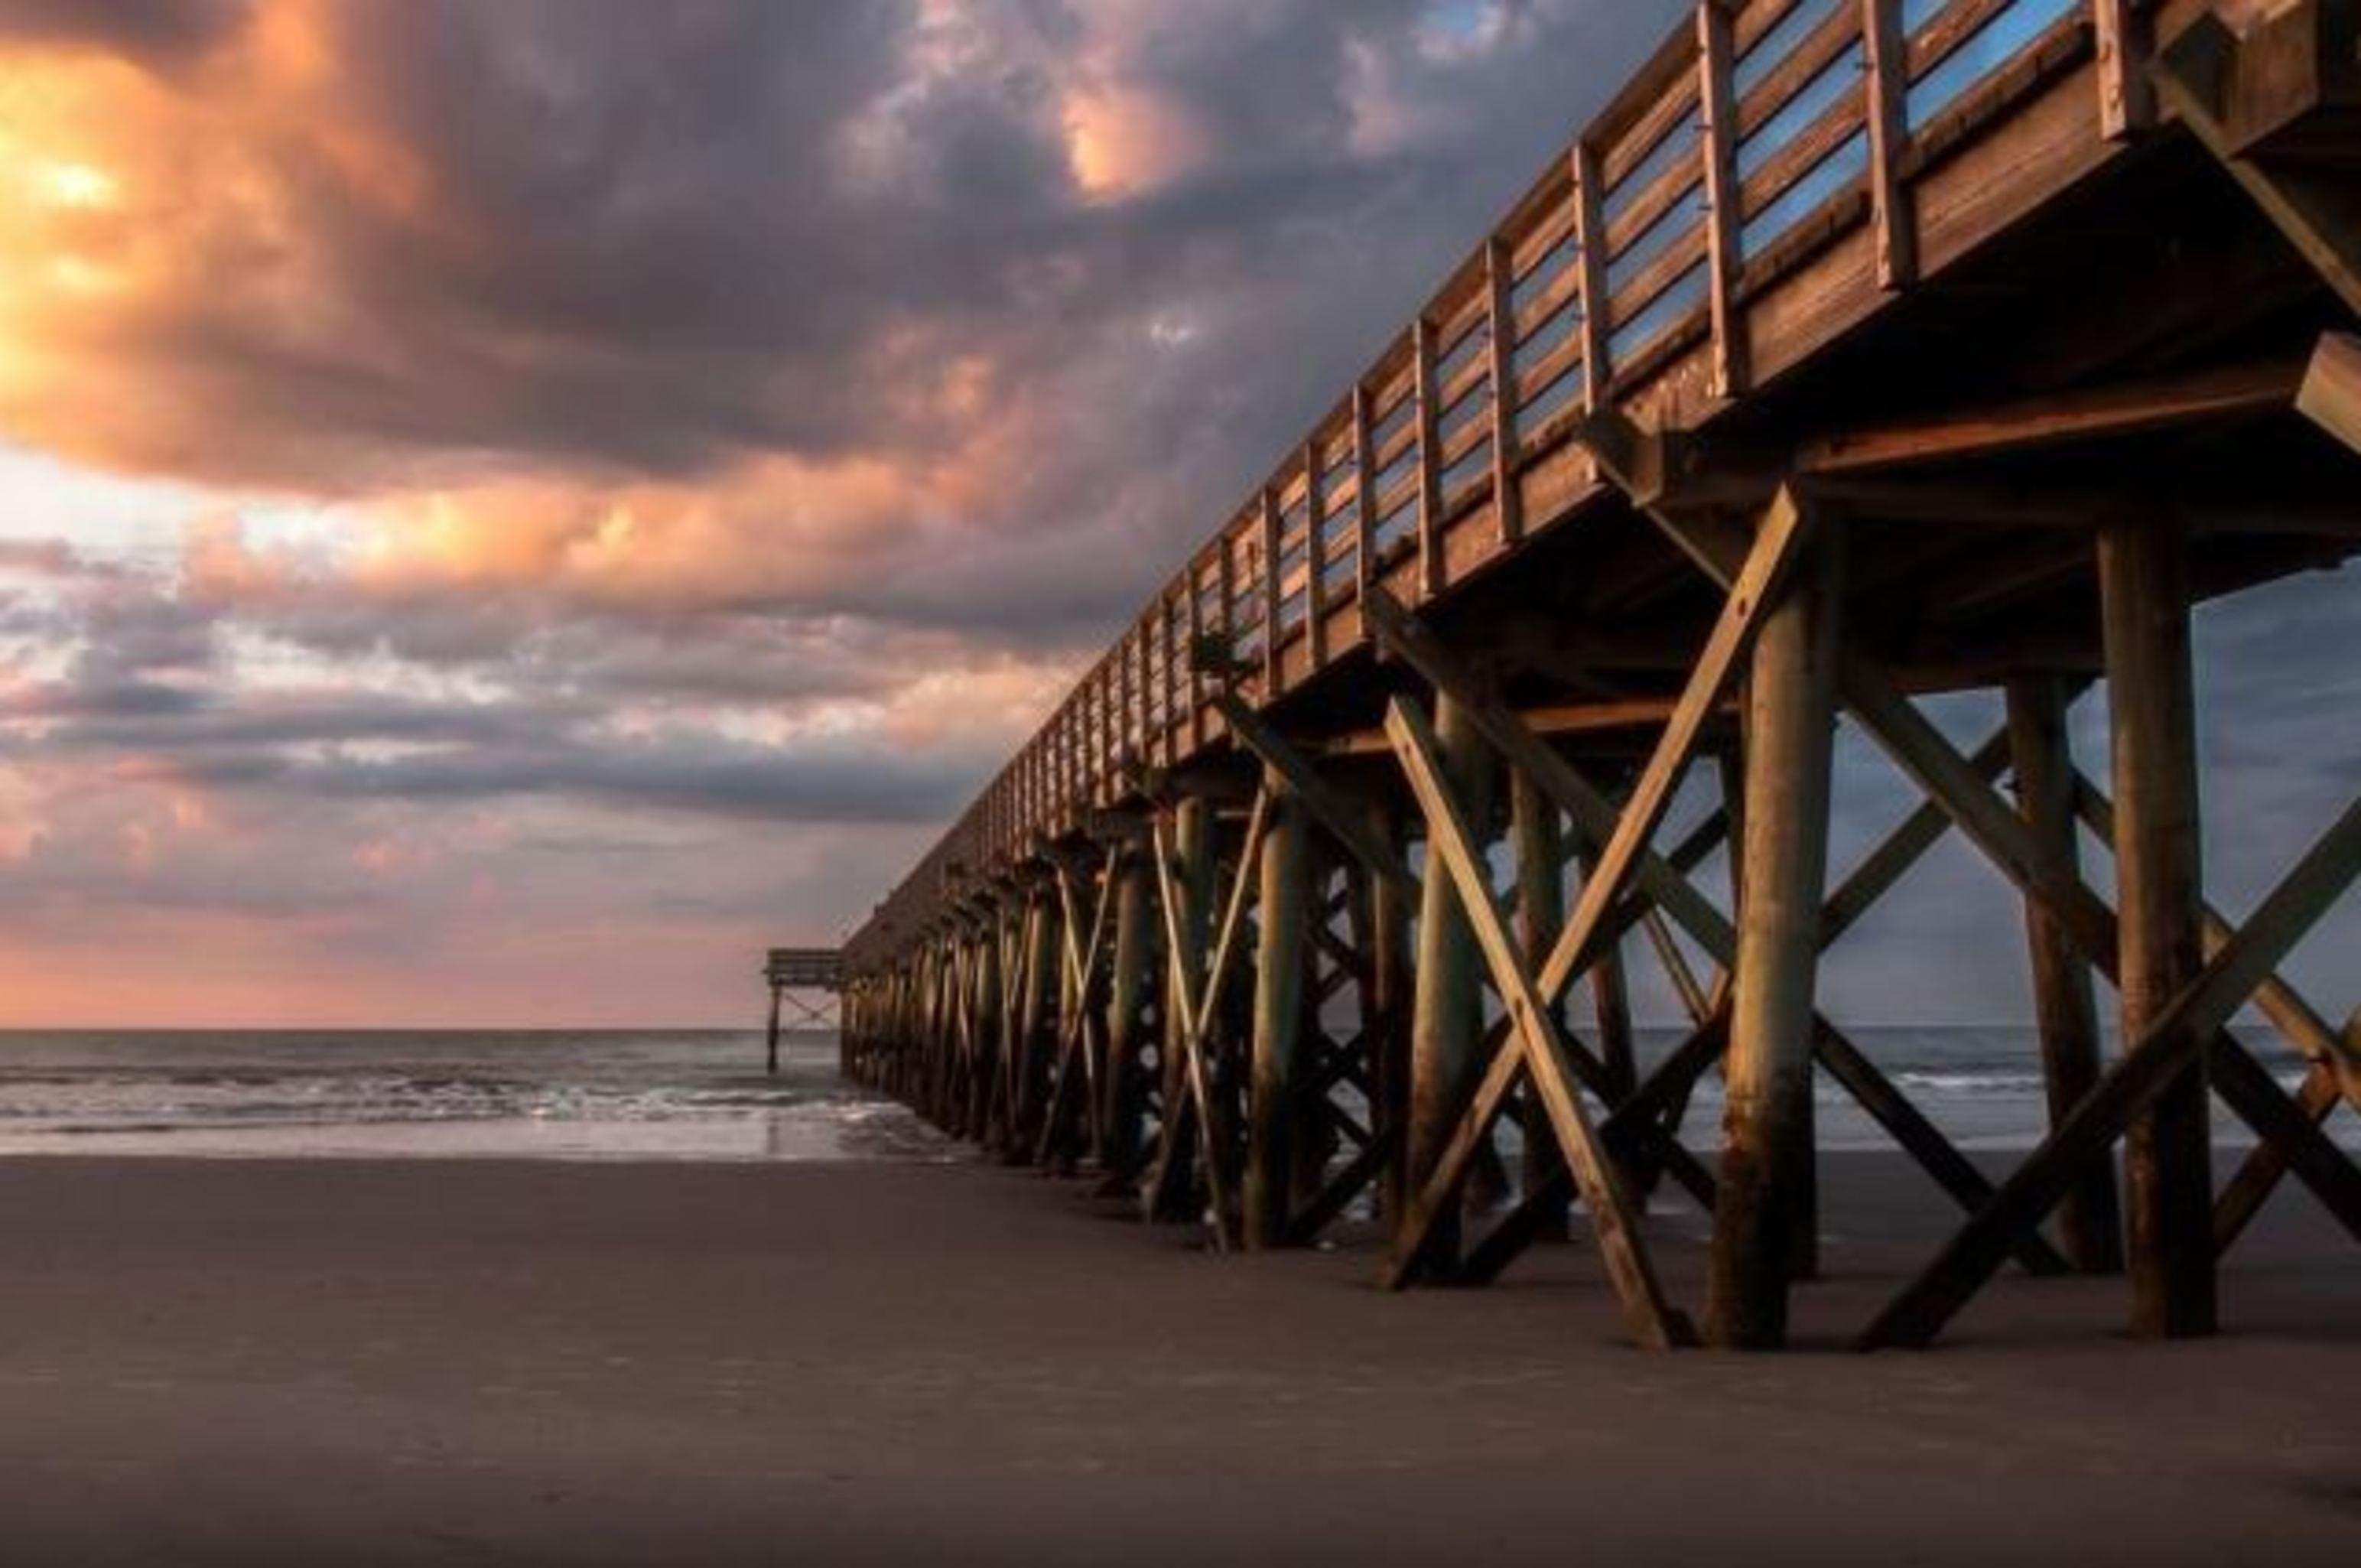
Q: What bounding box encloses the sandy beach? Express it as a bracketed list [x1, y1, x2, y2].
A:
[0, 1152, 2352, 1565]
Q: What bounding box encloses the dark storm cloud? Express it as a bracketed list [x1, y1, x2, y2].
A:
[178, 731, 988, 825]
[1, 540, 1001, 831]
[0, 0, 247, 63]
[5, 1, 1683, 508]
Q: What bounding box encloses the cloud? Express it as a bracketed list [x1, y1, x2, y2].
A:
[2, 1, 2347, 1027]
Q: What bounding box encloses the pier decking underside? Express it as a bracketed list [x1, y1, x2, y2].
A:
[843, 0, 2361, 1351]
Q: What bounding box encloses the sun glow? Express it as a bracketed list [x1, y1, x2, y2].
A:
[31, 159, 117, 209]
[1065, 86, 1205, 200]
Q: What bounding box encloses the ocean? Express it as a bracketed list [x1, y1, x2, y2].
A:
[0, 1029, 947, 1162]
[0, 1026, 2337, 1162]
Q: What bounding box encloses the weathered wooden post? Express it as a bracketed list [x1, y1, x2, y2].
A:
[1246, 776, 1312, 1249]
[1511, 769, 1569, 1241]
[1364, 795, 1413, 1228]
[958, 906, 997, 1142]
[1013, 886, 1062, 1162]
[1101, 842, 1157, 1183]
[2006, 675, 2123, 1274]
[766, 978, 784, 1078]
[1404, 695, 1498, 1276]
[2098, 519, 2216, 1337]
[1709, 521, 1842, 1350]
[987, 899, 1023, 1144]
[1716, 738, 1813, 1282]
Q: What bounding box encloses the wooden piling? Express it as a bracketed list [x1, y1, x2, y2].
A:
[1014, 890, 1062, 1163]
[1247, 777, 1312, 1249]
[969, 904, 1004, 1142]
[1719, 741, 1814, 1281]
[1709, 527, 1842, 1350]
[1366, 795, 1414, 1229]
[1101, 846, 1156, 1183]
[1511, 769, 1570, 1241]
[765, 982, 783, 1078]
[2097, 520, 2217, 1339]
[2006, 675, 2125, 1274]
[1404, 695, 1498, 1277]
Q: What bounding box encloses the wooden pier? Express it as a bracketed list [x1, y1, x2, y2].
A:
[839, 0, 2361, 1349]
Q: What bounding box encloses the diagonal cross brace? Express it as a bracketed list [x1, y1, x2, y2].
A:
[1369, 579, 2065, 1278]
[1533, 488, 1813, 1003]
[1846, 658, 2361, 1251]
[1363, 587, 1738, 960]
[1860, 791, 2361, 1348]
[1035, 845, 1122, 1166]
[1213, 691, 1417, 896]
[1389, 694, 1696, 1348]
[1142, 792, 1271, 1250]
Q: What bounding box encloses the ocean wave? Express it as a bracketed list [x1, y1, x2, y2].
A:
[1892, 1072, 2050, 1095]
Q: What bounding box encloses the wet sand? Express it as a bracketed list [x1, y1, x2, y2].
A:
[0, 1153, 2355, 1566]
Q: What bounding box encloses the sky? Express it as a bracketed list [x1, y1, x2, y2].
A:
[0, 0, 2351, 1028]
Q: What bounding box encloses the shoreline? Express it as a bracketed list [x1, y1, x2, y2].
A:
[0, 1153, 2355, 1563]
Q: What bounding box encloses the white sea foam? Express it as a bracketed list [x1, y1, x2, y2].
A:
[0, 1030, 957, 1163]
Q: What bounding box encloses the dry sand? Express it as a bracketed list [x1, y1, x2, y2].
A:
[0, 1152, 2354, 1566]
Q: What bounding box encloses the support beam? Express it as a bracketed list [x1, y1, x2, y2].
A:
[1013, 891, 1062, 1162]
[1365, 797, 1415, 1229]
[2006, 676, 2124, 1274]
[1404, 695, 1498, 1277]
[1797, 358, 2310, 476]
[1813, 1021, 2071, 1277]
[1709, 524, 1842, 1349]
[1820, 728, 2011, 948]
[2098, 519, 2216, 1339]
[2205, 1035, 2361, 1248]
[1101, 846, 1157, 1183]
[1362, 587, 1739, 961]
[2075, 776, 2361, 1111]
[1247, 778, 1312, 1251]
[1512, 769, 1571, 1241]
[1839, 657, 2122, 971]
[1213, 692, 1416, 893]
[1582, 855, 1640, 1105]
[2214, 1055, 2349, 1254]
[1535, 489, 1813, 1000]
[1390, 695, 1694, 1349]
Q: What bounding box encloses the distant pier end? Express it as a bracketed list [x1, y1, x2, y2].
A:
[761, 948, 843, 1077]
